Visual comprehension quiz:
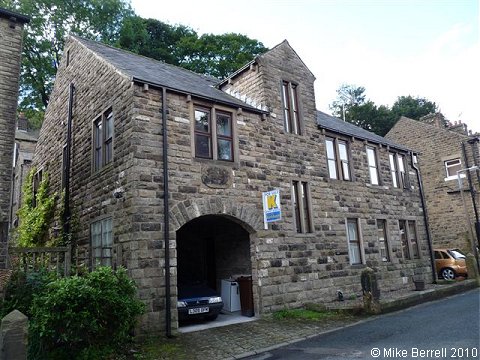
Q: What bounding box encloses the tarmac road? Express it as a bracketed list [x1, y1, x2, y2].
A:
[246, 288, 480, 360]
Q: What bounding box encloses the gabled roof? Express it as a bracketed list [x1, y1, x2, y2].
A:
[316, 111, 411, 152]
[218, 39, 315, 87]
[0, 7, 30, 23]
[72, 36, 266, 114]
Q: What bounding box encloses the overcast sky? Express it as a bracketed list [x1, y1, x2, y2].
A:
[130, 0, 479, 133]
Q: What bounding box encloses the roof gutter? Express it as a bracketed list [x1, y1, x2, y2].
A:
[132, 78, 268, 116]
[410, 152, 436, 283]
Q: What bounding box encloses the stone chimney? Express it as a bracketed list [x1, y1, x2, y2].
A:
[447, 120, 468, 136]
[16, 113, 28, 132]
[419, 113, 446, 129]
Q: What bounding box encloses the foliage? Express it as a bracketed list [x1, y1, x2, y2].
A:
[329, 84, 438, 136]
[14, 168, 57, 247]
[1, 269, 57, 318]
[118, 17, 268, 79]
[272, 308, 348, 321]
[0, 0, 133, 127]
[28, 267, 145, 360]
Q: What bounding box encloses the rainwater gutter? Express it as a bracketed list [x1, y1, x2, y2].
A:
[411, 153, 436, 283]
[63, 83, 74, 240]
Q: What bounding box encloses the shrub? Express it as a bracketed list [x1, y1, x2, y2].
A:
[28, 267, 145, 359]
[1, 269, 57, 318]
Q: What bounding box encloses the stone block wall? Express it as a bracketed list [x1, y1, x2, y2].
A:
[0, 11, 27, 267]
[387, 117, 479, 252]
[34, 36, 433, 335]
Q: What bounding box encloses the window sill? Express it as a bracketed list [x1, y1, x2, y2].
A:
[193, 157, 239, 168]
[90, 161, 115, 179]
[444, 174, 465, 182]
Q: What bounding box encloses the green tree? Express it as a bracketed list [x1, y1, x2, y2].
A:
[391, 95, 438, 122]
[330, 84, 367, 120]
[0, 0, 133, 128]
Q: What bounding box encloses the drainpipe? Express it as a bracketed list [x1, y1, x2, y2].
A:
[63, 83, 74, 242]
[161, 87, 172, 338]
[461, 142, 480, 256]
[410, 152, 436, 283]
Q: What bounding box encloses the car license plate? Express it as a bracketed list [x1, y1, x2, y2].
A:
[188, 307, 209, 315]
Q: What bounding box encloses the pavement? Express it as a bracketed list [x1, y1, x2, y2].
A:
[147, 279, 478, 360]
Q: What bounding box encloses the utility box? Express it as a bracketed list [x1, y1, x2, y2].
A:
[221, 279, 241, 313]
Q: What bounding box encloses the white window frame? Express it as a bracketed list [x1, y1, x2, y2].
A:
[346, 218, 363, 265]
[326, 137, 351, 181]
[366, 146, 379, 185]
[444, 158, 465, 181]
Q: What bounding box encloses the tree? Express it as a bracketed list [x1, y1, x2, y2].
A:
[0, 0, 133, 128]
[391, 95, 438, 122]
[176, 33, 268, 79]
[330, 84, 366, 120]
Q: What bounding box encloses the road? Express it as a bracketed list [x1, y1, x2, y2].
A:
[246, 289, 480, 360]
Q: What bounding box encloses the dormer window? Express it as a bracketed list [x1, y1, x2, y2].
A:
[281, 81, 301, 135]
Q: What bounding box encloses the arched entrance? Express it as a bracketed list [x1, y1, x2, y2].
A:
[176, 214, 253, 321]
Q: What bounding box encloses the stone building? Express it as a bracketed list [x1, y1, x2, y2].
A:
[33, 35, 433, 334]
[0, 8, 29, 268]
[10, 115, 39, 228]
[387, 114, 480, 255]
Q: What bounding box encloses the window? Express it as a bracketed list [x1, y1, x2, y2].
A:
[444, 158, 463, 180]
[389, 152, 409, 189]
[91, 217, 113, 268]
[377, 219, 390, 262]
[93, 108, 113, 171]
[366, 146, 379, 185]
[347, 219, 362, 265]
[282, 81, 301, 135]
[194, 106, 234, 161]
[292, 181, 312, 233]
[326, 137, 351, 180]
[32, 169, 43, 208]
[399, 220, 410, 260]
[408, 220, 420, 259]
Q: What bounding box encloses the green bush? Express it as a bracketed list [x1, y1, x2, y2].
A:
[28, 267, 145, 360]
[1, 269, 57, 318]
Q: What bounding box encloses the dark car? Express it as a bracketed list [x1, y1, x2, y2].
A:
[177, 283, 223, 321]
[434, 248, 468, 280]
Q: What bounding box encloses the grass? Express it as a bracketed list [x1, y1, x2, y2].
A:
[272, 306, 354, 321]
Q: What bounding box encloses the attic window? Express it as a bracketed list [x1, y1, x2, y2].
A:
[281, 81, 302, 135]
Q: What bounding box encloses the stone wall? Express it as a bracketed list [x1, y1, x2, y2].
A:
[0, 11, 27, 268]
[34, 37, 433, 335]
[387, 116, 479, 252]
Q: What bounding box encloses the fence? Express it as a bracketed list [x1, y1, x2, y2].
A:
[8, 244, 123, 276]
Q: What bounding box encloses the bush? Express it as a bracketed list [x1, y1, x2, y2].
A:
[1, 269, 57, 318]
[28, 267, 145, 359]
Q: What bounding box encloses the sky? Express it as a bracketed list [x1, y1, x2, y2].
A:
[130, 0, 479, 133]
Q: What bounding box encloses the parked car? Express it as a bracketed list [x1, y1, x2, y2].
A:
[177, 283, 223, 322]
[433, 249, 468, 280]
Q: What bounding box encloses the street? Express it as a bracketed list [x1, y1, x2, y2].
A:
[246, 289, 480, 360]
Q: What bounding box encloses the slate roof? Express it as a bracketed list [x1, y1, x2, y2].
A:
[316, 111, 411, 152]
[0, 7, 30, 23]
[72, 36, 265, 114]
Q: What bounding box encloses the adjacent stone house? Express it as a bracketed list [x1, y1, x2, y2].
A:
[10, 115, 39, 228]
[387, 114, 480, 255]
[33, 35, 433, 334]
[0, 8, 29, 269]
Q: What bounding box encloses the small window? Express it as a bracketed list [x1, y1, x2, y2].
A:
[93, 108, 113, 171]
[399, 220, 410, 260]
[408, 220, 420, 259]
[347, 218, 362, 265]
[32, 169, 43, 208]
[91, 217, 113, 268]
[282, 81, 301, 135]
[292, 180, 312, 233]
[389, 153, 398, 188]
[377, 219, 390, 262]
[326, 137, 351, 181]
[444, 158, 462, 179]
[194, 106, 234, 161]
[366, 146, 379, 185]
